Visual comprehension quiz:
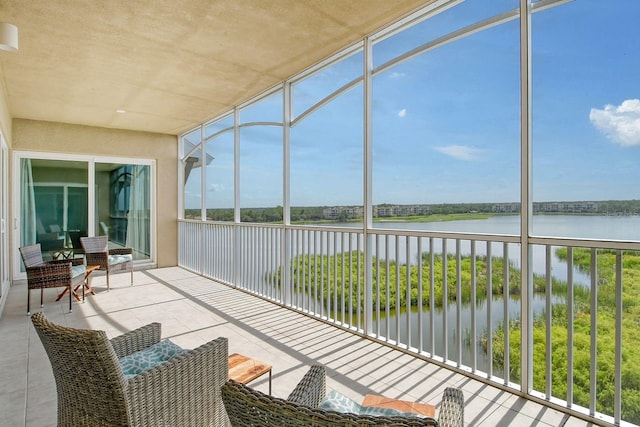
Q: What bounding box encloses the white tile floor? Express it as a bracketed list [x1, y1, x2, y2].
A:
[0, 267, 596, 426]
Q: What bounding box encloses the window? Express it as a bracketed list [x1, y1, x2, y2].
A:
[239, 91, 283, 223]
[205, 115, 234, 221]
[372, 2, 520, 233]
[291, 51, 364, 225]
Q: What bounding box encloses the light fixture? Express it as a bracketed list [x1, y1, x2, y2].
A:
[116, 109, 126, 114]
[0, 23, 18, 52]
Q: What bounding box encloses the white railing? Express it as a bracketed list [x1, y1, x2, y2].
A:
[178, 219, 640, 427]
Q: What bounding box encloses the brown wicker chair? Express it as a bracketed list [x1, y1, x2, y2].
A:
[221, 364, 464, 427]
[80, 235, 133, 290]
[31, 312, 230, 427]
[19, 243, 86, 315]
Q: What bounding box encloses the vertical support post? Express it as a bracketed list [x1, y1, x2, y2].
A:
[363, 36, 374, 335]
[233, 108, 241, 289]
[519, 0, 533, 395]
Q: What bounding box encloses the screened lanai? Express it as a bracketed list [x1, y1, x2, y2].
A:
[1, 1, 640, 426]
[179, 1, 640, 426]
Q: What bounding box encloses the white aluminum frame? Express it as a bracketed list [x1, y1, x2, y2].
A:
[12, 151, 157, 280]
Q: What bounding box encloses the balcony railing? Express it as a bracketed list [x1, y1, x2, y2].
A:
[178, 219, 640, 426]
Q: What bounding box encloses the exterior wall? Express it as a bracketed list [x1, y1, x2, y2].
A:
[0, 74, 11, 144]
[12, 119, 178, 267]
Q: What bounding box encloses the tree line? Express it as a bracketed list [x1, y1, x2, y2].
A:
[184, 199, 640, 222]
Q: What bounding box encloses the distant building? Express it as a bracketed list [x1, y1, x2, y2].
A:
[322, 204, 431, 220]
[493, 202, 599, 213]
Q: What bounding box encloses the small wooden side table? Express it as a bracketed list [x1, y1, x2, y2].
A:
[362, 394, 436, 418]
[228, 353, 272, 395]
[74, 265, 100, 302]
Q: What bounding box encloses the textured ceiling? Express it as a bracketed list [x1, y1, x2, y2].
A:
[0, 0, 431, 136]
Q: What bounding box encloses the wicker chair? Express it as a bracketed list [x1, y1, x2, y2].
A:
[221, 364, 464, 427]
[80, 235, 133, 290]
[31, 312, 230, 427]
[19, 243, 86, 315]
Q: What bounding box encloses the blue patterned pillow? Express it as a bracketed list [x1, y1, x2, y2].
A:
[319, 390, 362, 414]
[360, 405, 425, 418]
[119, 339, 185, 379]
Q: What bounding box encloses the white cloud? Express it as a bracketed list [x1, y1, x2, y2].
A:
[208, 183, 225, 193]
[397, 108, 407, 118]
[589, 99, 640, 147]
[433, 145, 482, 161]
[389, 72, 406, 79]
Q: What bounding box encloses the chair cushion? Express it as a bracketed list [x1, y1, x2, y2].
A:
[319, 390, 362, 414]
[360, 405, 424, 418]
[71, 264, 86, 279]
[109, 254, 133, 266]
[119, 339, 186, 378]
[319, 390, 425, 419]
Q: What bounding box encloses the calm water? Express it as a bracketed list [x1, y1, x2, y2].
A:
[373, 214, 640, 241]
[286, 215, 640, 372]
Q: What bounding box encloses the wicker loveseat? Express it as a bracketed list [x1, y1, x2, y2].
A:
[31, 312, 229, 427]
[222, 364, 464, 427]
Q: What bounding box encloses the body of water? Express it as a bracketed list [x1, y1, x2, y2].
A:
[283, 215, 640, 374]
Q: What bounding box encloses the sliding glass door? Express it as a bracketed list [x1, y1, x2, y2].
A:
[14, 153, 154, 278]
[95, 162, 151, 259]
[19, 159, 88, 261]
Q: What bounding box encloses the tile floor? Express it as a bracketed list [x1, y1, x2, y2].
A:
[0, 267, 596, 426]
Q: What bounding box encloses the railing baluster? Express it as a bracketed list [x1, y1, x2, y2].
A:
[386, 234, 390, 343]
[589, 248, 597, 416]
[429, 237, 435, 357]
[470, 240, 476, 372]
[321, 231, 326, 319]
[341, 232, 346, 325]
[348, 232, 354, 328]
[442, 239, 448, 361]
[418, 237, 423, 354]
[567, 246, 574, 405]
[406, 236, 412, 349]
[456, 239, 462, 366]
[356, 232, 361, 331]
[487, 242, 493, 379]
[503, 242, 510, 385]
[303, 229, 308, 311]
[614, 250, 622, 425]
[395, 235, 401, 345]
[545, 245, 552, 399]
[375, 234, 381, 338]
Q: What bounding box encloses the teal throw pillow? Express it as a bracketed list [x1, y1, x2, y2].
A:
[319, 390, 362, 414]
[360, 404, 425, 418]
[119, 339, 185, 379]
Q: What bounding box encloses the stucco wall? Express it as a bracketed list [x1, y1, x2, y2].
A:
[0, 73, 11, 144]
[12, 119, 178, 267]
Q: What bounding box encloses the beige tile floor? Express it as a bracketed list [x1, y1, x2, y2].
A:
[0, 267, 595, 426]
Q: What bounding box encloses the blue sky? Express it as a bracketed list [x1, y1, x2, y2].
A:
[190, 0, 640, 210]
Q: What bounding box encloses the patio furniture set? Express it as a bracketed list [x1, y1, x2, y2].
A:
[30, 310, 465, 426]
[19, 235, 133, 315]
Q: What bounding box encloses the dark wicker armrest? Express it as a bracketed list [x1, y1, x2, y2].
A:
[126, 337, 229, 426]
[109, 247, 133, 255]
[25, 262, 72, 286]
[287, 364, 326, 407]
[109, 322, 161, 358]
[437, 387, 464, 427]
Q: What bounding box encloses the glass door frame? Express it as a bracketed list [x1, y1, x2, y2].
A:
[11, 151, 156, 280]
[0, 133, 7, 304]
